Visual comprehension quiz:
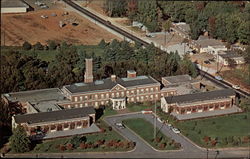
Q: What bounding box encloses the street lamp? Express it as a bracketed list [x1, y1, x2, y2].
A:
[207, 148, 209, 159]
[154, 99, 156, 139]
[215, 150, 219, 159]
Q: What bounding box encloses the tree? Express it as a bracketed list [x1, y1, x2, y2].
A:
[98, 39, 107, 49]
[162, 20, 171, 45]
[226, 58, 236, 70]
[48, 40, 57, 50]
[238, 21, 250, 45]
[22, 41, 32, 50]
[33, 42, 44, 50]
[104, 0, 127, 17]
[9, 125, 31, 153]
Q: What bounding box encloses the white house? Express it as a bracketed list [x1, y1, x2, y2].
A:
[217, 50, 245, 66]
[191, 36, 227, 54]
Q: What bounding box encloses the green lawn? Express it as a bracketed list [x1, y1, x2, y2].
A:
[75, 45, 104, 57]
[21, 50, 59, 62]
[102, 107, 117, 117]
[1, 45, 104, 62]
[126, 102, 160, 112]
[31, 120, 132, 153]
[123, 118, 180, 150]
[175, 112, 250, 148]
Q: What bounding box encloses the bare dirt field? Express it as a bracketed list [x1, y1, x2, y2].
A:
[1, 8, 120, 46]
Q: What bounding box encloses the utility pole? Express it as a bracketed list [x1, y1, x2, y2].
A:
[154, 99, 156, 139]
[216, 53, 219, 73]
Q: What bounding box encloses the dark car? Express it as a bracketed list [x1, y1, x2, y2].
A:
[204, 60, 210, 64]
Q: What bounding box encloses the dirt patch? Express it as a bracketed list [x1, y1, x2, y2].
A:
[1, 8, 120, 46]
[220, 66, 250, 93]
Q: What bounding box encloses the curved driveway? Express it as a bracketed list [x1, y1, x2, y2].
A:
[5, 112, 249, 158]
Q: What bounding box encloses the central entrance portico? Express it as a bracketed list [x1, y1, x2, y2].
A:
[111, 98, 126, 110]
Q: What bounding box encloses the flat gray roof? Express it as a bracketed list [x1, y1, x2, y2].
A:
[14, 107, 95, 124]
[4, 88, 68, 103]
[165, 89, 235, 105]
[218, 51, 243, 59]
[3, 88, 69, 112]
[65, 75, 159, 94]
[196, 39, 225, 48]
[1, 0, 29, 8]
[162, 75, 195, 84]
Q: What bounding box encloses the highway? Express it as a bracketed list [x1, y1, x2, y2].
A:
[62, 0, 249, 98]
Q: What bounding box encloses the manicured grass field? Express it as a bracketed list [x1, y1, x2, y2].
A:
[102, 107, 117, 117]
[175, 112, 250, 148]
[31, 120, 131, 153]
[123, 118, 180, 150]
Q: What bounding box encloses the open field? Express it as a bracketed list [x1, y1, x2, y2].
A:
[123, 118, 180, 150]
[1, 8, 119, 46]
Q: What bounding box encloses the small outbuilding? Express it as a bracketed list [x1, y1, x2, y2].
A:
[1, 0, 29, 14]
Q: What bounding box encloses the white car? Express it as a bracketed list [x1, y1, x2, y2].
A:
[115, 123, 125, 129]
[232, 85, 240, 89]
[215, 76, 223, 81]
[172, 128, 181, 134]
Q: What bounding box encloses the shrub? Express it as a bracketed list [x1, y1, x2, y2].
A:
[155, 137, 162, 143]
[68, 135, 86, 148]
[174, 142, 181, 149]
[222, 137, 228, 145]
[108, 126, 112, 131]
[66, 143, 73, 150]
[100, 128, 106, 133]
[33, 42, 44, 50]
[242, 136, 250, 143]
[128, 141, 135, 148]
[48, 40, 57, 50]
[228, 136, 234, 143]
[212, 121, 216, 124]
[203, 136, 211, 143]
[79, 143, 87, 149]
[22, 41, 32, 50]
[211, 140, 217, 146]
[59, 145, 66, 151]
[159, 143, 166, 149]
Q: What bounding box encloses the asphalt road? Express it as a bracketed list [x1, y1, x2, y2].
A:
[5, 112, 249, 158]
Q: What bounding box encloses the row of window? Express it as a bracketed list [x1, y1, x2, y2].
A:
[67, 94, 162, 108]
[73, 87, 160, 102]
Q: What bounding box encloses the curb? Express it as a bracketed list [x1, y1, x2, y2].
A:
[124, 122, 183, 153]
[102, 118, 131, 141]
[4, 147, 136, 157]
[104, 111, 141, 118]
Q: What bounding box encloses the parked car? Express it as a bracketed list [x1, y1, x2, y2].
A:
[232, 85, 240, 89]
[167, 123, 173, 128]
[209, 58, 215, 62]
[204, 60, 210, 64]
[215, 75, 223, 81]
[172, 128, 181, 134]
[115, 123, 125, 129]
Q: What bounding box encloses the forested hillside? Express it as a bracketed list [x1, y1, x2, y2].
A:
[104, 0, 250, 44]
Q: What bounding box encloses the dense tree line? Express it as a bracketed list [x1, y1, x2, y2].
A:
[1, 40, 197, 94]
[104, 0, 250, 44]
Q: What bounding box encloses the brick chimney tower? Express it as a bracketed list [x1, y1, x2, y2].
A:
[84, 58, 93, 83]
